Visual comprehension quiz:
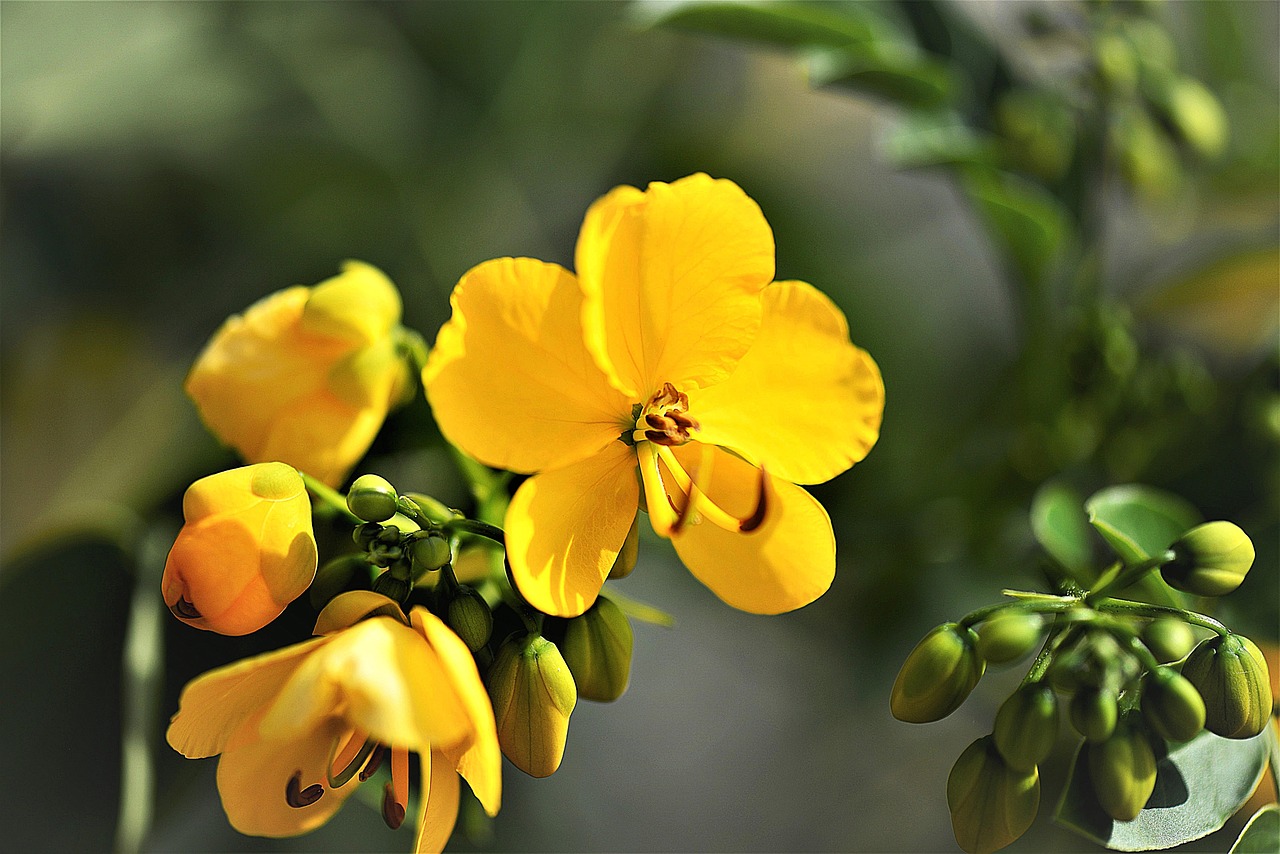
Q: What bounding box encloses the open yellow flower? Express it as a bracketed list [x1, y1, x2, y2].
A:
[162, 462, 317, 636]
[187, 261, 407, 487]
[167, 591, 501, 853]
[425, 174, 883, 617]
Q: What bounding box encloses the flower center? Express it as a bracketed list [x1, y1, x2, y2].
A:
[631, 382, 700, 446]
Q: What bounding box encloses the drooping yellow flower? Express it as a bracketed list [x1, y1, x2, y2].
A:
[425, 174, 883, 617]
[187, 261, 407, 487]
[167, 591, 502, 853]
[162, 462, 317, 636]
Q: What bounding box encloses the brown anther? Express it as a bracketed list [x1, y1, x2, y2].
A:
[359, 745, 388, 782]
[644, 429, 681, 446]
[381, 782, 406, 830]
[645, 412, 671, 430]
[169, 597, 200, 619]
[667, 411, 700, 431]
[286, 770, 324, 808]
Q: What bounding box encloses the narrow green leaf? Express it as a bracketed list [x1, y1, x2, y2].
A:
[1231, 804, 1280, 854]
[641, 1, 880, 49]
[962, 169, 1067, 287]
[1056, 730, 1271, 851]
[805, 46, 953, 108]
[1084, 484, 1201, 566]
[1030, 481, 1094, 581]
[881, 112, 993, 170]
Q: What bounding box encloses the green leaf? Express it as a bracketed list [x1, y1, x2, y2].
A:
[1231, 804, 1280, 854]
[1030, 481, 1094, 581]
[1056, 730, 1271, 851]
[642, 1, 881, 49]
[805, 45, 952, 108]
[962, 169, 1067, 288]
[881, 112, 993, 170]
[1084, 484, 1201, 566]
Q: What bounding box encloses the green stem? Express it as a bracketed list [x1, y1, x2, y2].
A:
[1092, 598, 1230, 636]
[1021, 621, 1078, 687]
[444, 518, 506, 546]
[959, 596, 1079, 628]
[1086, 551, 1174, 602]
[301, 472, 360, 524]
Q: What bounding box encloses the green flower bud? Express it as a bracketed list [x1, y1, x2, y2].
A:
[1141, 666, 1205, 743]
[445, 586, 493, 653]
[891, 623, 985, 723]
[346, 474, 400, 523]
[1162, 522, 1255, 597]
[487, 634, 577, 778]
[977, 613, 1044, 665]
[409, 534, 452, 573]
[1142, 618, 1197, 664]
[1157, 77, 1228, 159]
[994, 685, 1059, 772]
[947, 736, 1040, 854]
[1181, 634, 1272, 739]
[353, 521, 382, 550]
[1088, 717, 1157, 822]
[561, 596, 633, 702]
[1071, 686, 1119, 743]
[607, 517, 639, 580]
[371, 570, 411, 603]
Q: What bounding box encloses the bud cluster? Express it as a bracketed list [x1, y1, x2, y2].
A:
[892, 516, 1272, 853]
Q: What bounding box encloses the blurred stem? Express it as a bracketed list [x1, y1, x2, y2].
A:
[302, 472, 360, 524]
[1086, 552, 1174, 601]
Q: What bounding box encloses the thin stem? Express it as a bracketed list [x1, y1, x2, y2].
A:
[1086, 551, 1174, 602]
[1092, 598, 1230, 636]
[1021, 621, 1078, 687]
[959, 596, 1080, 629]
[302, 472, 360, 524]
[444, 518, 505, 546]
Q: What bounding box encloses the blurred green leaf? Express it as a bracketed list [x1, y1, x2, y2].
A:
[1084, 484, 1201, 566]
[805, 46, 952, 107]
[1231, 804, 1280, 854]
[1030, 481, 1094, 581]
[643, 0, 881, 49]
[882, 112, 992, 170]
[962, 169, 1067, 287]
[1056, 730, 1271, 851]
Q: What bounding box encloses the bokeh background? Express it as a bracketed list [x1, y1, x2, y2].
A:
[2, 1, 1276, 852]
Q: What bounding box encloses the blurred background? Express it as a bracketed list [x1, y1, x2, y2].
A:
[1, 1, 1276, 851]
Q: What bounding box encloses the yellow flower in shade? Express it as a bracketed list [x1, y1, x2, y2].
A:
[187, 261, 407, 487]
[166, 591, 502, 853]
[162, 462, 317, 636]
[424, 173, 884, 617]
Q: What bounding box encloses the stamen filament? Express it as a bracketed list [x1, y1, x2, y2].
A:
[381, 747, 410, 830]
[326, 730, 377, 789]
[653, 444, 767, 534]
[639, 442, 680, 537]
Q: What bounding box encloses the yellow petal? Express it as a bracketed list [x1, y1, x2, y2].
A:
[260, 617, 470, 752]
[215, 711, 356, 837]
[166, 636, 329, 758]
[506, 442, 640, 618]
[668, 445, 835, 614]
[300, 260, 402, 345]
[410, 608, 502, 816]
[576, 173, 774, 398]
[424, 257, 632, 474]
[690, 280, 884, 484]
[413, 749, 462, 854]
[313, 590, 408, 636]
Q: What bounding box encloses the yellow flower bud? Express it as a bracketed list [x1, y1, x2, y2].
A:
[891, 623, 985, 723]
[1141, 667, 1205, 743]
[185, 261, 404, 487]
[1162, 522, 1255, 598]
[162, 463, 317, 635]
[947, 736, 1040, 854]
[1181, 634, 1272, 739]
[1088, 718, 1157, 822]
[487, 634, 577, 777]
[561, 595, 633, 702]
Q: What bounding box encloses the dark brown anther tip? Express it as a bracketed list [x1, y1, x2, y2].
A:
[169, 596, 201, 619]
[359, 745, 388, 782]
[644, 412, 669, 429]
[381, 783, 406, 830]
[286, 770, 323, 808]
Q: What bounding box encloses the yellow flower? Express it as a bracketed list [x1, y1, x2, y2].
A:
[162, 462, 317, 636]
[425, 174, 883, 617]
[187, 261, 407, 487]
[166, 591, 502, 853]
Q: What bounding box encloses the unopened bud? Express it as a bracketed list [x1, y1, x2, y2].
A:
[1070, 686, 1119, 743]
[487, 634, 577, 777]
[409, 534, 452, 573]
[1142, 618, 1197, 664]
[608, 517, 639, 580]
[1181, 634, 1272, 739]
[445, 587, 493, 653]
[1088, 717, 1157, 822]
[561, 596, 633, 702]
[354, 522, 383, 550]
[947, 736, 1040, 854]
[891, 623, 985, 723]
[371, 570, 411, 603]
[1162, 522, 1255, 597]
[994, 685, 1059, 772]
[1141, 667, 1205, 743]
[347, 474, 399, 523]
[977, 612, 1044, 665]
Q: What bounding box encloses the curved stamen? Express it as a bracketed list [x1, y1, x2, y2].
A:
[653, 444, 768, 534]
[381, 747, 410, 830]
[360, 744, 388, 782]
[285, 770, 323, 808]
[639, 442, 681, 537]
[326, 730, 377, 789]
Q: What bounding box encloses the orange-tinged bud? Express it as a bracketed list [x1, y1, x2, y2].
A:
[185, 261, 404, 487]
[162, 462, 317, 635]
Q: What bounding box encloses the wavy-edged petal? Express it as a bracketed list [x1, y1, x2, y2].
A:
[260, 617, 469, 752]
[690, 280, 884, 485]
[668, 445, 835, 614]
[216, 711, 356, 837]
[576, 173, 774, 399]
[167, 636, 328, 759]
[410, 608, 502, 816]
[413, 749, 462, 854]
[424, 257, 631, 474]
[506, 441, 639, 618]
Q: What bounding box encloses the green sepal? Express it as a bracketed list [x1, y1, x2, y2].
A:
[1182, 634, 1272, 739]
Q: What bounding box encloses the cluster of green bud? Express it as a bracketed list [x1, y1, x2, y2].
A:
[487, 632, 577, 778]
[1181, 634, 1272, 739]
